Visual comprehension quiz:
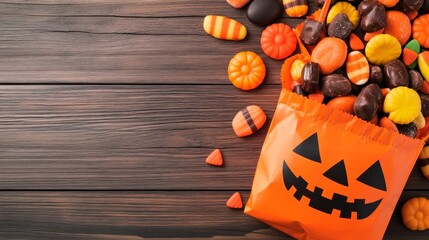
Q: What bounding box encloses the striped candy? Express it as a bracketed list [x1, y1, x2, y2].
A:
[232, 105, 266, 137]
[203, 15, 247, 40]
[418, 142, 429, 180]
[283, 0, 308, 18]
[346, 51, 369, 85]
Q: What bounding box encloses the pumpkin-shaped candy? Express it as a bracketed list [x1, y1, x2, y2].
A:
[228, 51, 266, 90]
[365, 34, 401, 66]
[232, 105, 266, 137]
[261, 23, 297, 60]
[383, 87, 421, 124]
[413, 14, 429, 49]
[402, 197, 429, 231]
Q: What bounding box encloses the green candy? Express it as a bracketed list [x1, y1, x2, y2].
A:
[404, 39, 421, 69]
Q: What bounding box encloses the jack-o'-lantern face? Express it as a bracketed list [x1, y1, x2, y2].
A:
[282, 132, 387, 219]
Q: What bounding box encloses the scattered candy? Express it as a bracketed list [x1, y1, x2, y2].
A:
[402, 48, 418, 69]
[205, 149, 223, 166]
[328, 13, 354, 39]
[261, 23, 297, 60]
[402, 197, 429, 230]
[397, 122, 418, 138]
[379, 117, 398, 132]
[349, 33, 364, 51]
[378, 0, 399, 8]
[311, 37, 347, 74]
[283, 0, 308, 18]
[320, 74, 352, 97]
[203, 15, 247, 40]
[419, 144, 429, 180]
[346, 51, 369, 85]
[384, 60, 409, 88]
[418, 51, 429, 82]
[327, 1, 360, 28]
[247, 0, 283, 26]
[228, 51, 266, 90]
[383, 86, 421, 124]
[383, 11, 411, 46]
[232, 105, 267, 137]
[290, 59, 306, 82]
[404, 39, 420, 69]
[302, 62, 320, 93]
[413, 14, 429, 48]
[226, 0, 250, 9]
[226, 192, 243, 209]
[354, 83, 382, 121]
[358, 0, 386, 33]
[409, 70, 424, 91]
[327, 95, 357, 114]
[365, 34, 401, 65]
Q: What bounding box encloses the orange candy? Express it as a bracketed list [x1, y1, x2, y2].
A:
[379, 117, 399, 132]
[205, 149, 223, 166]
[413, 14, 429, 49]
[378, 0, 399, 8]
[364, 28, 384, 42]
[406, 11, 418, 21]
[346, 51, 369, 85]
[402, 48, 418, 67]
[311, 37, 348, 75]
[349, 33, 364, 51]
[261, 23, 297, 60]
[383, 11, 411, 46]
[402, 197, 429, 231]
[228, 51, 266, 90]
[326, 95, 357, 114]
[226, 192, 243, 209]
[232, 105, 267, 137]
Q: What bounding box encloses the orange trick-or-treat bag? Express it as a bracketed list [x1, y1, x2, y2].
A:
[245, 55, 426, 240]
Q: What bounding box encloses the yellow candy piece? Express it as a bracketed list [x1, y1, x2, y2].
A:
[327, 2, 360, 28]
[365, 34, 402, 66]
[414, 112, 426, 129]
[203, 15, 247, 40]
[290, 59, 305, 82]
[383, 87, 421, 124]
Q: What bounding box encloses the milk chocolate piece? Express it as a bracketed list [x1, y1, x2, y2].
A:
[398, 0, 423, 12]
[420, 93, 429, 117]
[409, 70, 424, 91]
[328, 13, 354, 39]
[397, 123, 418, 138]
[369, 66, 383, 86]
[320, 74, 352, 97]
[302, 62, 320, 93]
[354, 83, 382, 121]
[293, 84, 306, 96]
[300, 19, 324, 45]
[358, 0, 386, 33]
[247, 0, 283, 26]
[384, 60, 409, 88]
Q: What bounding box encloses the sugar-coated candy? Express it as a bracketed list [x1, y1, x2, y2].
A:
[302, 62, 320, 93]
[404, 39, 420, 69]
[383, 11, 411, 46]
[311, 37, 347, 74]
[261, 23, 297, 60]
[300, 19, 324, 45]
[409, 70, 424, 91]
[369, 65, 383, 86]
[327, 95, 357, 114]
[203, 15, 247, 40]
[418, 144, 429, 180]
[384, 60, 409, 88]
[328, 13, 354, 39]
[205, 149, 223, 166]
[232, 105, 266, 137]
[228, 51, 266, 90]
[397, 123, 418, 138]
[320, 74, 352, 97]
[247, 0, 283, 26]
[349, 33, 364, 51]
[378, 0, 399, 8]
[365, 34, 401, 65]
[420, 93, 429, 117]
[327, 2, 360, 28]
[290, 59, 306, 82]
[354, 83, 382, 121]
[413, 14, 429, 49]
[402, 197, 429, 230]
[283, 0, 308, 18]
[226, 192, 243, 209]
[398, 0, 423, 12]
[418, 51, 429, 82]
[346, 51, 369, 85]
[226, 0, 250, 9]
[358, 0, 386, 33]
[383, 87, 421, 124]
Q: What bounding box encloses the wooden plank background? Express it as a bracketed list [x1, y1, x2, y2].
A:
[0, 0, 427, 239]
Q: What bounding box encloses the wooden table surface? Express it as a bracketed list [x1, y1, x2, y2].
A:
[0, 0, 428, 239]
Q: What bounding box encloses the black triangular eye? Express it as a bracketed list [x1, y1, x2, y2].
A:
[357, 160, 386, 191]
[293, 133, 321, 163]
[323, 160, 349, 186]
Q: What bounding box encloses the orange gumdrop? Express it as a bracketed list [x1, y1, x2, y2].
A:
[383, 11, 411, 46]
[311, 37, 348, 75]
[326, 95, 357, 114]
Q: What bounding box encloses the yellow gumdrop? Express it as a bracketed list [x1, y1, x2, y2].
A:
[326, 2, 360, 28]
[365, 34, 402, 66]
[290, 59, 305, 82]
[383, 87, 421, 124]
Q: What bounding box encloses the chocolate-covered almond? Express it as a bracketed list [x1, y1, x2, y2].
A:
[409, 70, 424, 91]
[384, 60, 409, 88]
[398, 0, 423, 12]
[302, 62, 320, 93]
[397, 123, 418, 138]
[320, 74, 352, 97]
[358, 0, 386, 33]
[300, 19, 324, 45]
[420, 93, 429, 117]
[354, 83, 382, 121]
[328, 13, 354, 39]
[369, 65, 383, 86]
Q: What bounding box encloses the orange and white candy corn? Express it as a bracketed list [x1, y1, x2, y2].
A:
[346, 51, 370, 85]
[203, 15, 247, 40]
[205, 149, 223, 166]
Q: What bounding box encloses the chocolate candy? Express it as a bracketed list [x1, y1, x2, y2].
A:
[369, 66, 383, 86]
[300, 19, 324, 45]
[420, 93, 429, 117]
[328, 13, 354, 39]
[398, 0, 423, 12]
[354, 83, 382, 121]
[247, 0, 283, 26]
[320, 74, 352, 97]
[302, 62, 320, 93]
[409, 70, 424, 91]
[397, 122, 418, 138]
[293, 84, 306, 96]
[358, 0, 386, 33]
[384, 60, 409, 88]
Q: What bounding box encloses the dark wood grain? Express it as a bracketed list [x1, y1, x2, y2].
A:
[0, 191, 426, 239]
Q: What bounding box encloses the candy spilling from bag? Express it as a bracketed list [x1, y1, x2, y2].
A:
[203, 0, 429, 238]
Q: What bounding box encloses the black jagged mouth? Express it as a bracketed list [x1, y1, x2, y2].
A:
[282, 161, 382, 219]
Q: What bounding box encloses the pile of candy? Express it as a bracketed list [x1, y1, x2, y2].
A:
[202, 0, 429, 227]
